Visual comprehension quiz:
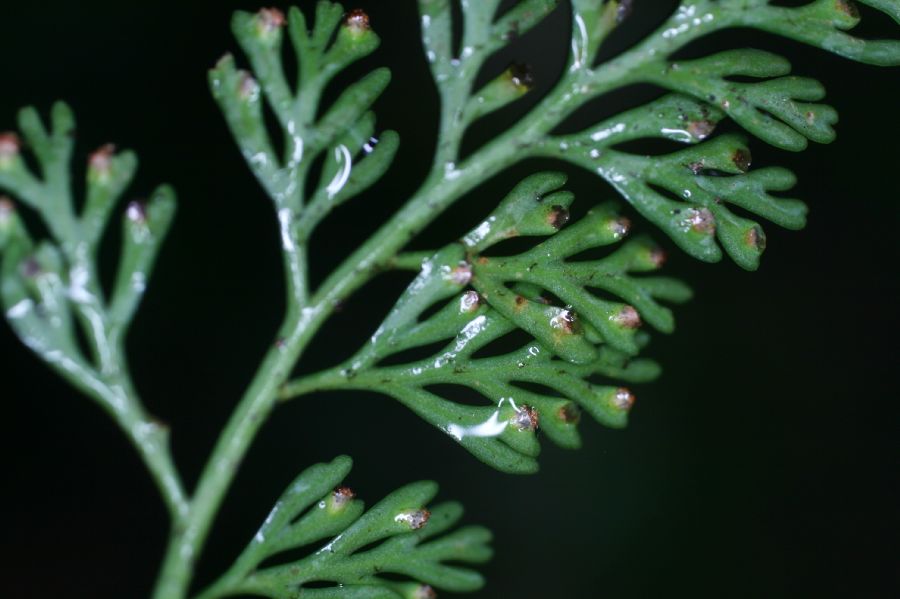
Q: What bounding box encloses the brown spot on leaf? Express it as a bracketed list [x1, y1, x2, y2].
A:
[548, 204, 570, 229]
[746, 226, 766, 252]
[558, 403, 582, 424]
[0, 132, 21, 158]
[414, 585, 438, 599]
[686, 208, 716, 234]
[836, 0, 860, 18]
[688, 119, 716, 141]
[89, 143, 116, 175]
[613, 305, 642, 329]
[732, 148, 752, 172]
[649, 246, 667, 268]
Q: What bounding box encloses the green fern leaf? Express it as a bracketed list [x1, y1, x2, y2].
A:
[197, 456, 491, 599]
[283, 173, 685, 473]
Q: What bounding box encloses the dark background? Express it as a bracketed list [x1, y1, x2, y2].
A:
[1, 1, 897, 597]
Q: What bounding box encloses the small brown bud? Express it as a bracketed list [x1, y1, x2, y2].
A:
[344, 8, 371, 33]
[412, 585, 438, 599]
[550, 308, 580, 334]
[512, 405, 539, 431]
[0, 132, 21, 159]
[395, 508, 431, 530]
[557, 403, 581, 424]
[608, 215, 631, 239]
[836, 0, 860, 18]
[448, 261, 472, 286]
[684, 208, 715, 234]
[548, 204, 570, 229]
[88, 144, 116, 178]
[239, 71, 259, 100]
[649, 246, 667, 268]
[687, 119, 716, 141]
[612, 387, 635, 411]
[612, 305, 642, 329]
[732, 148, 752, 172]
[257, 8, 286, 34]
[459, 290, 480, 313]
[332, 486, 355, 508]
[746, 226, 766, 251]
[0, 197, 15, 221]
[514, 294, 528, 310]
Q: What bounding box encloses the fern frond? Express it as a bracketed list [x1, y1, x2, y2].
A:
[197, 456, 491, 599]
[282, 173, 687, 473]
[0, 105, 186, 519]
[210, 5, 398, 244]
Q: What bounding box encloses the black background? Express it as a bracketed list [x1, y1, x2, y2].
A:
[1, 1, 898, 597]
